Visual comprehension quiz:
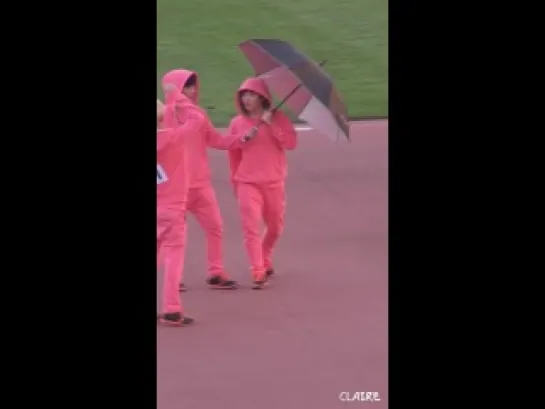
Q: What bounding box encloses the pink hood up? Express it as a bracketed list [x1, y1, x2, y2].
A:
[160, 69, 202, 127]
[235, 77, 272, 113]
[162, 69, 200, 104]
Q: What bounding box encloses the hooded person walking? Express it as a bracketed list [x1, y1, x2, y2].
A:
[226, 77, 297, 289]
[161, 69, 247, 291]
[156, 92, 198, 326]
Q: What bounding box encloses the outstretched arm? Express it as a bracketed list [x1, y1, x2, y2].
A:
[204, 118, 248, 150]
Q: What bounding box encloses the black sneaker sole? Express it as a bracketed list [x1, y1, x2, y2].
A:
[158, 314, 195, 327]
[207, 277, 239, 290]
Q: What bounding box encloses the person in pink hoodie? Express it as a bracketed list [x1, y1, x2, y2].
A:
[156, 92, 200, 326]
[227, 77, 298, 289]
[161, 69, 245, 291]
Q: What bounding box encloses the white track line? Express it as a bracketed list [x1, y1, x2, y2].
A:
[295, 125, 313, 131]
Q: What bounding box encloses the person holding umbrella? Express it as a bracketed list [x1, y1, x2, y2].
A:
[227, 77, 297, 289]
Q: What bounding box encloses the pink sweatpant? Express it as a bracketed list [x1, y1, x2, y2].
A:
[157, 203, 187, 314]
[187, 184, 225, 277]
[236, 183, 285, 280]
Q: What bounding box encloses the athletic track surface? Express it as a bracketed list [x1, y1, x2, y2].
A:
[157, 119, 388, 409]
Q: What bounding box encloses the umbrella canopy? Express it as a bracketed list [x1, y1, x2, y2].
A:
[239, 38, 350, 141]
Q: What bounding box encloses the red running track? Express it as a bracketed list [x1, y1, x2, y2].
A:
[157, 120, 388, 409]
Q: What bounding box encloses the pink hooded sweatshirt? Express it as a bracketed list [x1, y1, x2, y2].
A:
[156, 89, 201, 317]
[161, 69, 243, 189]
[227, 78, 297, 282]
[227, 78, 297, 187]
[157, 90, 201, 204]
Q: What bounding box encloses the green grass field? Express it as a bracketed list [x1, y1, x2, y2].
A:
[157, 0, 387, 125]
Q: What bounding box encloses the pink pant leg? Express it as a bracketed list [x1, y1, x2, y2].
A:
[237, 183, 266, 280]
[187, 185, 225, 277]
[262, 185, 286, 269]
[157, 204, 187, 314]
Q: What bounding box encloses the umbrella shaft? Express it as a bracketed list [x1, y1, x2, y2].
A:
[274, 83, 303, 111]
[273, 59, 327, 113]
